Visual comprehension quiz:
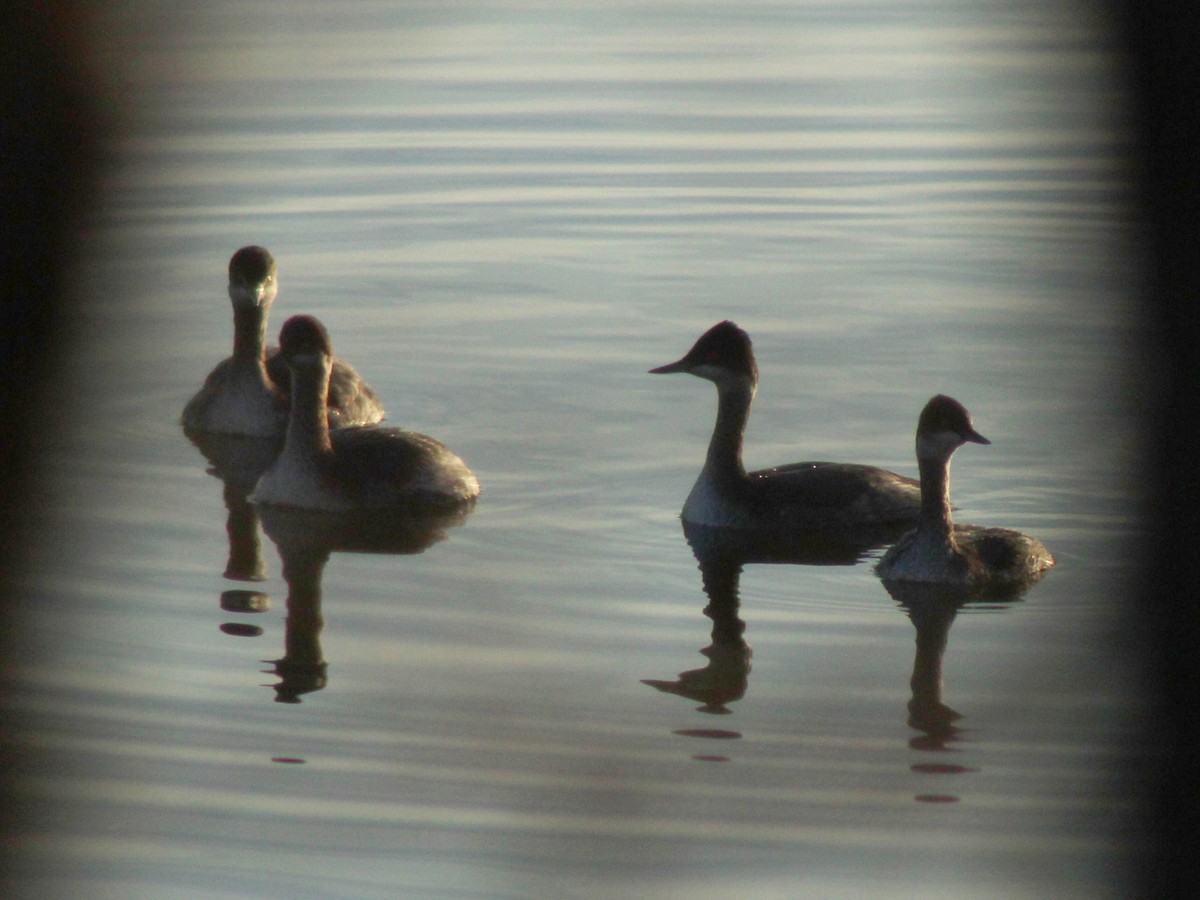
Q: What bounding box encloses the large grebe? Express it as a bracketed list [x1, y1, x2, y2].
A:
[250, 315, 479, 511]
[875, 395, 1054, 586]
[181, 246, 385, 437]
[651, 321, 921, 530]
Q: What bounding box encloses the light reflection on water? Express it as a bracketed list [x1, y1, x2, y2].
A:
[7, 1, 1144, 897]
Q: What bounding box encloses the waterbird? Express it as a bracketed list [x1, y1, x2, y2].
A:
[251, 315, 478, 511]
[875, 394, 1053, 586]
[650, 321, 922, 531]
[182, 245, 384, 436]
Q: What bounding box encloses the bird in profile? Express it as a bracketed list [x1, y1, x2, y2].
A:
[651, 321, 921, 532]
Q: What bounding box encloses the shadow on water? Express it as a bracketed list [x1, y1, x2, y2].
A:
[185, 427, 474, 704]
[642, 519, 909, 729]
[881, 577, 1043, 804]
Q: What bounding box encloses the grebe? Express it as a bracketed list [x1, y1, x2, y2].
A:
[250, 315, 479, 511]
[875, 394, 1054, 586]
[181, 246, 385, 437]
[651, 321, 921, 530]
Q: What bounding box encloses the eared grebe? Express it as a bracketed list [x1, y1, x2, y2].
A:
[875, 394, 1054, 586]
[181, 246, 384, 437]
[250, 315, 479, 511]
[651, 321, 921, 530]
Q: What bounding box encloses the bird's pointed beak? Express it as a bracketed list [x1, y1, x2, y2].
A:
[965, 427, 990, 445]
[649, 356, 689, 375]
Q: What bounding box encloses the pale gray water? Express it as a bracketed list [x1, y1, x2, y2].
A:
[6, 1, 1144, 897]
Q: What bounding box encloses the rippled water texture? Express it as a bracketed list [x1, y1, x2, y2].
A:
[6, 2, 1144, 897]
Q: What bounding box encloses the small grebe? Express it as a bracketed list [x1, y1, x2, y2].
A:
[875, 394, 1054, 586]
[651, 321, 921, 530]
[181, 246, 384, 437]
[250, 315, 479, 511]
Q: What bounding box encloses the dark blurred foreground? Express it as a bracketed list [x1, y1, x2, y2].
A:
[2, 2, 1197, 896]
[1120, 1, 1200, 894]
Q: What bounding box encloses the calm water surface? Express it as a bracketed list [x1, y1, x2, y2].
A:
[7, 1, 1144, 897]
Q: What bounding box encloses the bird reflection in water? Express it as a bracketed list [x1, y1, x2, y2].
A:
[882, 577, 1042, 803]
[644, 520, 907, 731]
[186, 428, 475, 702]
[185, 431, 281, 582]
[640, 535, 750, 715]
[256, 502, 474, 703]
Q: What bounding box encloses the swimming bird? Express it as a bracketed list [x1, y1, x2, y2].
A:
[250, 315, 479, 511]
[181, 246, 384, 436]
[875, 394, 1054, 586]
[650, 321, 921, 531]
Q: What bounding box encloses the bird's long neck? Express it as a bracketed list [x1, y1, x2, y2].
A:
[284, 359, 334, 456]
[703, 377, 755, 483]
[232, 302, 269, 370]
[916, 451, 955, 543]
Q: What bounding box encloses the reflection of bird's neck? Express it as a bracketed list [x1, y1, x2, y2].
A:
[902, 596, 964, 740]
[698, 554, 746, 647]
[909, 601, 955, 708]
[280, 547, 329, 665]
[271, 545, 330, 703]
[222, 481, 266, 581]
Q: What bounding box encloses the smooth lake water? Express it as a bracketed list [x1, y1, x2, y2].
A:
[5, 2, 1147, 897]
